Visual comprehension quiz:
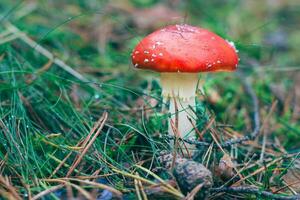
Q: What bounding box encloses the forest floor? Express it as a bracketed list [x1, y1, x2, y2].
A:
[0, 1, 300, 199]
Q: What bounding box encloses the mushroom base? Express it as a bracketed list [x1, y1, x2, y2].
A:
[160, 73, 198, 153]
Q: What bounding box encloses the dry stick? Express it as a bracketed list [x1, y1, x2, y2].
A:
[66, 112, 108, 177]
[209, 186, 300, 200]
[31, 185, 64, 200]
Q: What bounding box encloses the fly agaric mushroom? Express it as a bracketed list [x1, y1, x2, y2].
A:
[131, 24, 238, 150]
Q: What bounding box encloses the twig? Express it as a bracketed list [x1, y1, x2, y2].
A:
[210, 186, 300, 200]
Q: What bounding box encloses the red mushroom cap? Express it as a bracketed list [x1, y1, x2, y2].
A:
[131, 24, 239, 73]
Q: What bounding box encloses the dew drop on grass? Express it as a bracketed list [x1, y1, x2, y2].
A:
[95, 94, 100, 99]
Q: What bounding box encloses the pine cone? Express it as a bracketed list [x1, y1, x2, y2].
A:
[158, 152, 213, 199]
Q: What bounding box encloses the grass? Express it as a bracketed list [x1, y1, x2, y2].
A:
[0, 0, 300, 199]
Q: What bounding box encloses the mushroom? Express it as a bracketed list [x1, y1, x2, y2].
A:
[131, 24, 239, 151]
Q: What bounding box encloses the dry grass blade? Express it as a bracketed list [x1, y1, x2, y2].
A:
[35, 59, 53, 74]
[59, 178, 123, 197]
[137, 174, 148, 200]
[48, 154, 85, 176]
[199, 117, 215, 140]
[184, 183, 204, 200]
[209, 129, 244, 180]
[210, 186, 300, 200]
[0, 29, 12, 38]
[66, 112, 108, 177]
[220, 154, 256, 188]
[187, 116, 202, 140]
[234, 157, 284, 185]
[170, 119, 188, 158]
[135, 164, 181, 195]
[112, 168, 184, 198]
[50, 111, 104, 177]
[203, 143, 214, 168]
[80, 112, 109, 151]
[43, 179, 93, 200]
[0, 154, 8, 174]
[0, 33, 19, 45]
[0, 176, 22, 200]
[259, 100, 278, 163]
[135, 173, 143, 200]
[31, 185, 64, 200]
[0, 53, 5, 61]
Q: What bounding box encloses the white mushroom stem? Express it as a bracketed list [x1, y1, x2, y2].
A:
[161, 73, 199, 150]
[168, 97, 196, 140]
